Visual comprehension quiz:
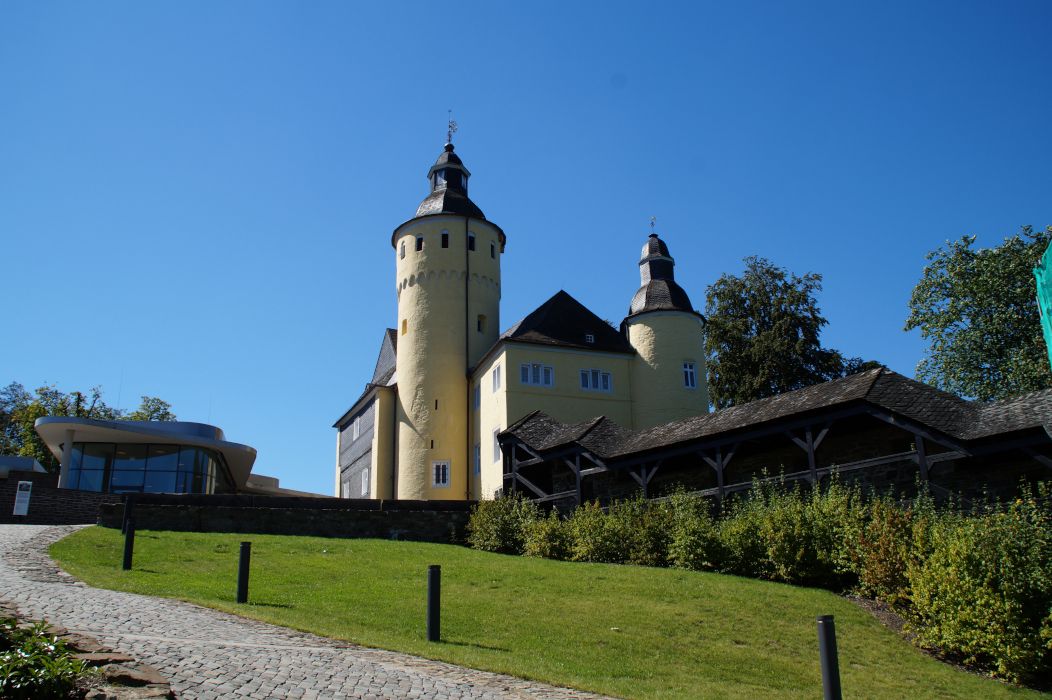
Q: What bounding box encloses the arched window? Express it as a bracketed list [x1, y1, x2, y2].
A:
[416, 236, 423, 251]
[468, 232, 476, 251]
[400, 241, 405, 259]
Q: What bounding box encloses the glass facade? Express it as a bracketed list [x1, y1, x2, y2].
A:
[65, 442, 234, 494]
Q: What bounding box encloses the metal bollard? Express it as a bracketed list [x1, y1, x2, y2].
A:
[427, 565, 441, 642]
[817, 615, 842, 700]
[237, 542, 252, 604]
[122, 519, 135, 571]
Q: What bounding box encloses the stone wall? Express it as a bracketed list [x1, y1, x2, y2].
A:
[99, 496, 474, 544]
[0, 471, 121, 525]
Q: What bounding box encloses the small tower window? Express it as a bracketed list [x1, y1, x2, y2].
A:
[435, 171, 446, 188]
[683, 361, 698, 389]
[416, 237, 423, 251]
[490, 242, 495, 259]
[400, 241, 405, 260]
[401, 319, 408, 335]
[468, 232, 476, 251]
[441, 231, 449, 248]
[477, 314, 486, 333]
[432, 460, 449, 487]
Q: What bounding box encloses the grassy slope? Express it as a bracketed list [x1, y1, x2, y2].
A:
[50, 528, 1042, 700]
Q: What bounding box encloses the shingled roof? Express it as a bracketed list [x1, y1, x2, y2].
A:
[500, 290, 635, 354]
[503, 368, 1052, 460]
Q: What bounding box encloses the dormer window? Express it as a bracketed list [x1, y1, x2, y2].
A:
[434, 171, 446, 188]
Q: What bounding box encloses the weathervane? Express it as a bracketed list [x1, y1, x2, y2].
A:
[650, 216, 657, 234]
[447, 110, 458, 145]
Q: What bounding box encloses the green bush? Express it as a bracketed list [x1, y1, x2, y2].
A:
[907, 490, 1052, 683]
[568, 500, 625, 563]
[466, 496, 540, 554]
[612, 496, 673, 567]
[717, 487, 771, 579]
[851, 495, 917, 604]
[0, 618, 91, 700]
[523, 511, 572, 560]
[665, 490, 723, 571]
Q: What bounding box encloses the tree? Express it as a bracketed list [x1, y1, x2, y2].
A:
[0, 383, 177, 473]
[704, 256, 869, 408]
[905, 225, 1052, 401]
[126, 396, 177, 422]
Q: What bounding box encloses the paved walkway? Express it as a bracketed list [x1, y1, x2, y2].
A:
[0, 525, 611, 700]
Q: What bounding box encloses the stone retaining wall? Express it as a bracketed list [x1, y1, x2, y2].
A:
[99, 498, 474, 544]
[0, 471, 121, 525]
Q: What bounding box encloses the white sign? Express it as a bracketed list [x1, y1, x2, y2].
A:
[12, 481, 31, 516]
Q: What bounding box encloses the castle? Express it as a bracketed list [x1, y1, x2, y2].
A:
[333, 140, 710, 500]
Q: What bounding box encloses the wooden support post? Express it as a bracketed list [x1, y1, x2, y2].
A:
[510, 444, 519, 497]
[915, 435, 929, 482]
[806, 428, 818, 483]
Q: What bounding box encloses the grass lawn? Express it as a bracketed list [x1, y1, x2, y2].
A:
[51, 527, 1042, 699]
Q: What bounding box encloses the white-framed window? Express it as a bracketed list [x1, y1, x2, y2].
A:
[585, 333, 595, 344]
[473, 384, 481, 409]
[492, 364, 501, 392]
[361, 470, 369, 496]
[474, 443, 481, 474]
[432, 460, 450, 488]
[580, 369, 613, 392]
[342, 478, 351, 498]
[520, 363, 554, 387]
[493, 428, 501, 461]
[352, 415, 361, 441]
[683, 361, 697, 389]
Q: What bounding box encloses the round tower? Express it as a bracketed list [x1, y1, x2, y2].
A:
[392, 142, 505, 500]
[623, 232, 709, 429]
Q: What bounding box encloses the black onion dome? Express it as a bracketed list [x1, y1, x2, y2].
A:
[627, 233, 696, 316]
[415, 142, 486, 219]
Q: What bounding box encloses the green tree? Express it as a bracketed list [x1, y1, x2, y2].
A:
[704, 256, 869, 408]
[0, 383, 176, 472]
[125, 396, 177, 422]
[905, 225, 1052, 401]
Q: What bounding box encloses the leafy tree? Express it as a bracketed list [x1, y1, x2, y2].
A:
[705, 256, 869, 408]
[0, 383, 176, 473]
[905, 225, 1052, 401]
[126, 396, 177, 422]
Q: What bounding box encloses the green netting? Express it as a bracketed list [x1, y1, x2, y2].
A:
[1033, 241, 1052, 371]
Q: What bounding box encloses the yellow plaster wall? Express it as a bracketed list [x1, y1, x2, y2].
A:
[626, 312, 709, 429]
[370, 387, 395, 499]
[471, 343, 635, 500]
[394, 214, 502, 500]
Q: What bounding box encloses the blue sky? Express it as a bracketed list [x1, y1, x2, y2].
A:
[2, 1, 1050, 495]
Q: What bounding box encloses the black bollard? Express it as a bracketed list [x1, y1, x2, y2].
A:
[122, 519, 135, 571]
[121, 494, 135, 534]
[817, 615, 842, 700]
[426, 565, 441, 642]
[237, 542, 252, 604]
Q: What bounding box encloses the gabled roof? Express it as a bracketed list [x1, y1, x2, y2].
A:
[333, 329, 398, 428]
[502, 368, 1052, 460]
[500, 290, 635, 354]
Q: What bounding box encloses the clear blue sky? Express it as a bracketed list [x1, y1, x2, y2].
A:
[3, 1, 1050, 495]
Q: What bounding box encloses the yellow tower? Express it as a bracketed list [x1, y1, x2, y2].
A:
[392, 142, 505, 500]
[624, 232, 710, 428]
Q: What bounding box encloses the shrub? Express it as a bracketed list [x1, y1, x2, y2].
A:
[717, 485, 772, 579]
[907, 490, 1052, 683]
[0, 618, 91, 700]
[568, 500, 624, 563]
[665, 490, 722, 571]
[851, 495, 916, 604]
[466, 496, 540, 554]
[610, 496, 673, 567]
[523, 511, 572, 560]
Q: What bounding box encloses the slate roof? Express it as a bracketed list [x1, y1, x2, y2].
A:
[628, 279, 695, 316]
[502, 368, 1052, 460]
[499, 290, 636, 354]
[332, 329, 398, 427]
[415, 188, 487, 220]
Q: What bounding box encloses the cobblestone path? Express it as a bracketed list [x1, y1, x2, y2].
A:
[0, 525, 612, 700]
